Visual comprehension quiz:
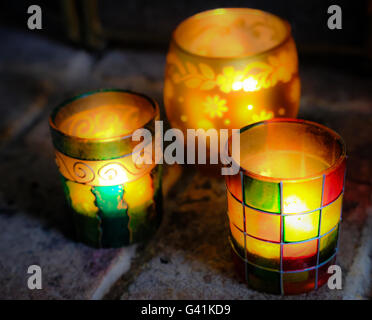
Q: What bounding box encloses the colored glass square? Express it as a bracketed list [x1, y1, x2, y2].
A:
[230, 241, 247, 281]
[283, 239, 318, 271]
[317, 256, 336, 289]
[226, 173, 242, 202]
[247, 264, 281, 294]
[322, 159, 346, 206]
[319, 225, 339, 263]
[282, 177, 323, 214]
[229, 222, 245, 258]
[283, 270, 316, 295]
[284, 211, 320, 242]
[320, 194, 343, 235]
[92, 185, 130, 247]
[246, 236, 280, 270]
[245, 207, 280, 242]
[227, 191, 244, 230]
[244, 175, 280, 213]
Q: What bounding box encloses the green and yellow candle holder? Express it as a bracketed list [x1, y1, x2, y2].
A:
[226, 119, 346, 294]
[49, 89, 162, 248]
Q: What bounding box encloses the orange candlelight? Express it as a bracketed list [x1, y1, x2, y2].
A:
[49, 90, 162, 248]
[164, 8, 300, 136]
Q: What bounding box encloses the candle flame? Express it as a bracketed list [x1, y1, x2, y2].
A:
[243, 77, 258, 92]
[284, 195, 308, 213]
[232, 77, 259, 92]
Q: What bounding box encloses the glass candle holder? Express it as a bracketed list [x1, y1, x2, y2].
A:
[225, 119, 346, 294]
[164, 8, 300, 135]
[49, 89, 162, 248]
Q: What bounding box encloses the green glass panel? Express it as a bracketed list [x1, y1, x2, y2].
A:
[247, 264, 281, 294]
[72, 212, 102, 248]
[127, 200, 154, 243]
[61, 166, 162, 248]
[92, 185, 130, 247]
[283, 211, 320, 243]
[61, 176, 101, 247]
[319, 225, 339, 263]
[243, 175, 280, 213]
[93, 185, 126, 215]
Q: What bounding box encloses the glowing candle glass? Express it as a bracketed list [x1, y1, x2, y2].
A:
[164, 8, 300, 134]
[49, 89, 162, 248]
[226, 119, 346, 294]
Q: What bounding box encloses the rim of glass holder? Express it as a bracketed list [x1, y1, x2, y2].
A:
[49, 88, 159, 143]
[229, 118, 347, 183]
[171, 7, 293, 61]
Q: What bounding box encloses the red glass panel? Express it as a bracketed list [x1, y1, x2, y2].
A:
[227, 191, 244, 230]
[283, 270, 316, 295]
[283, 239, 318, 271]
[322, 159, 346, 206]
[226, 173, 242, 202]
[317, 256, 337, 289]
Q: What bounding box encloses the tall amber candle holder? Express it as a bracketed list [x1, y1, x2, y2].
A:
[49, 89, 162, 248]
[226, 119, 346, 294]
[164, 8, 300, 135]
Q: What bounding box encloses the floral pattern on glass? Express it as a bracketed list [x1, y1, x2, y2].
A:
[166, 43, 297, 93]
[203, 95, 228, 118]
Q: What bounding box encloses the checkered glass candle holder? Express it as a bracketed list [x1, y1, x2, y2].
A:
[49, 89, 162, 248]
[226, 119, 346, 294]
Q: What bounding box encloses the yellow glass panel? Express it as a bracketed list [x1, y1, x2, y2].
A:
[227, 191, 244, 230]
[320, 194, 343, 235]
[123, 174, 154, 207]
[246, 236, 280, 261]
[282, 178, 323, 214]
[284, 211, 320, 242]
[245, 207, 280, 242]
[230, 222, 245, 249]
[65, 180, 98, 217]
[246, 236, 280, 269]
[284, 270, 311, 282]
[283, 239, 317, 260]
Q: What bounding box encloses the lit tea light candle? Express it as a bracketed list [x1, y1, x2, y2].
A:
[164, 8, 300, 136]
[226, 119, 346, 294]
[49, 89, 162, 248]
